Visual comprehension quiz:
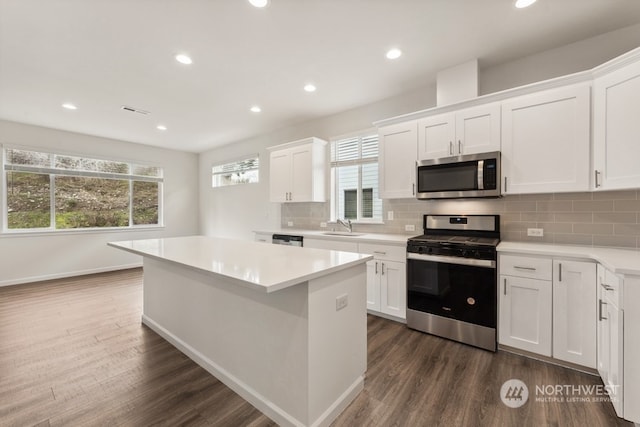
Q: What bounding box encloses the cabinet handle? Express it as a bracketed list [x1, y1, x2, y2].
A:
[381, 262, 385, 275]
[412, 183, 415, 196]
[514, 266, 536, 271]
[375, 261, 378, 275]
[373, 251, 387, 255]
[600, 282, 614, 291]
[599, 299, 608, 321]
[503, 278, 507, 295]
[595, 170, 601, 188]
[449, 141, 453, 155]
[458, 140, 462, 154]
[504, 176, 508, 193]
[558, 263, 562, 282]
[289, 192, 292, 201]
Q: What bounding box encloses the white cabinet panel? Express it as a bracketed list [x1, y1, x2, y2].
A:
[553, 260, 596, 368]
[268, 138, 327, 203]
[417, 113, 455, 160]
[594, 59, 640, 190]
[499, 275, 552, 356]
[597, 264, 624, 417]
[378, 122, 417, 199]
[417, 104, 500, 161]
[455, 103, 501, 156]
[380, 260, 406, 319]
[501, 84, 590, 194]
[366, 260, 381, 312]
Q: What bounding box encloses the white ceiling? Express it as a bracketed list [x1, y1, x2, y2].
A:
[1, 0, 640, 153]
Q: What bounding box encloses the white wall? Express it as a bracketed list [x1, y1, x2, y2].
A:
[0, 120, 199, 286]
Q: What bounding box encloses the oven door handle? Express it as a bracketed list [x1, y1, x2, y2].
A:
[407, 252, 496, 268]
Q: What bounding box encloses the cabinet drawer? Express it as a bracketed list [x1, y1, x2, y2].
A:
[358, 243, 406, 262]
[500, 254, 552, 280]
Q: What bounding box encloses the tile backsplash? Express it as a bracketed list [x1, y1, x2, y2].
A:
[281, 190, 640, 249]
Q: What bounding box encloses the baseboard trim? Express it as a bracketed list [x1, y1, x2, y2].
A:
[498, 344, 598, 376]
[143, 314, 362, 427]
[0, 263, 143, 287]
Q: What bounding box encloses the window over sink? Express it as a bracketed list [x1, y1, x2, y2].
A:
[330, 130, 382, 222]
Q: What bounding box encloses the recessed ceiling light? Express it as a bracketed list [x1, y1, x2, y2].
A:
[250, 106, 262, 113]
[304, 84, 317, 93]
[62, 103, 77, 110]
[157, 125, 167, 131]
[175, 54, 193, 65]
[515, 0, 537, 8]
[386, 48, 402, 60]
[249, 0, 269, 7]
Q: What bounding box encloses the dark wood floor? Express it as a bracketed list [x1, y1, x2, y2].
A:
[0, 269, 629, 427]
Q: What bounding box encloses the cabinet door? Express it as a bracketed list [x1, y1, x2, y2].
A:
[553, 260, 596, 368]
[289, 145, 313, 202]
[269, 150, 290, 202]
[417, 113, 455, 160]
[501, 84, 590, 194]
[499, 275, 552, 356]
[594, 59, 640, 190]
[597, 265, 609, 379]
[378, 122, 417, 199]
[379, 260, 406, 319]
[366, 260, 381, 312]
[455, 103, 501, 155]
[605, 297, 623, 417]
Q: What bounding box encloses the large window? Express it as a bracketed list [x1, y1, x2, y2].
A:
[330, 132, 382, 222]
[212, 155, 259, 188]
[2, 147, 163, 231]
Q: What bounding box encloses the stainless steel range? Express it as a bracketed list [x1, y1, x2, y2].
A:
[406, 214, 500, 351]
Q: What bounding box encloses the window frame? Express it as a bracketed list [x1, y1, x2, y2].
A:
[1, 144, 164, 234]
[211, 154, 260, 188]
[330, 129, 383, 224]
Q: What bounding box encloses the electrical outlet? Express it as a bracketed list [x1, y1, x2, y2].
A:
[387, 211, 394, 221]
[287, 221, 294, 227]
[405, 224, 416, 232]
[320, 222, 327, 228]
[336, 294, 348, 311]
[527, 228, 544, 237]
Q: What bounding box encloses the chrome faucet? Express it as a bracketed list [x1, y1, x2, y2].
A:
[337, 218, 353, 233]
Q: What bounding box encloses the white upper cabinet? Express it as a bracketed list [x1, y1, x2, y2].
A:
[594, 58, 640, 190]
[417, 113, 455, 159]
[501, 84, 591, 195]
[378, 121, 417, 199]
[268, 137, 327, 203]
[417, 103, 500, 160]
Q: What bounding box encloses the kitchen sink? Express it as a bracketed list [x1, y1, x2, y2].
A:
[321, 231, 364, 237]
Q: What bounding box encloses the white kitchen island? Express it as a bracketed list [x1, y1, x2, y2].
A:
[108, 235, 372, 427]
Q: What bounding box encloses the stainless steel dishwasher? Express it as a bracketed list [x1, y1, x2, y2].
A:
[272, 234, 304, 247]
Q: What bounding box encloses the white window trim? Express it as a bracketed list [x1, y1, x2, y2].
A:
[211, 154, 260, 188]
[1, 144, 164, 234]
[329, 129, 383, 223]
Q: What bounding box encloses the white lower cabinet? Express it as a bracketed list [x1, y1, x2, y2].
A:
[499, 254, 596, 368]
[359, 243, 406, 320]
[597, 264, 624, 417]
[499, 274, 552, 355]
[552, 260, 596, 368]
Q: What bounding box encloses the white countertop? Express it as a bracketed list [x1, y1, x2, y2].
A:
[498, 241, 640, 276]
[254, 228, 411, 246]
[108, 235, 373, 293]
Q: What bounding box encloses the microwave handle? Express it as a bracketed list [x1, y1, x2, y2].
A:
[477, 160, 484, 190]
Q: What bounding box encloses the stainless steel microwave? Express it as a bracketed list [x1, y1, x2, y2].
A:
[416, 151, 501, 199]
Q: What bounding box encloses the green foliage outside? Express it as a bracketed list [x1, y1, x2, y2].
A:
[6, 172, 159, 229]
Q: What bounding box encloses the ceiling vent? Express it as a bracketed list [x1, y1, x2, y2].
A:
[120, 105, 150, 115]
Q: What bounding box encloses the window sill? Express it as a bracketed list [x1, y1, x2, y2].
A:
[0, 225, 165, 238]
